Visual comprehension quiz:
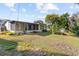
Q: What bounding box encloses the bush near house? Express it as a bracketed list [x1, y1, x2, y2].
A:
[0, 31, 16, 35]
[6, 32, 16, 35]
[71, 26, 79, 36]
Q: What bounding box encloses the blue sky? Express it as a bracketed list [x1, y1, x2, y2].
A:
[0, 3, 79, 22]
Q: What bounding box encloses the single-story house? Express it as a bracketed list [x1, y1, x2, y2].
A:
[0, 20, 47, 34]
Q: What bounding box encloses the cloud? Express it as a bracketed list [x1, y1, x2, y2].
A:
[37, 15, 45, 19]
[0, 15, 9, 19]
[0, 16, 3, 19]
[10, 8, 16, 12]
[36, 3, 59, 13]
[70, 5, 79, 9]
[4, 3, 16, 12]
[4, 3, 15, 8]
[25, 14, 28, 17]
[70, 6, 74, 9]
[0, 15, 4, 18]
[31, 15, 35, 17]
[22, 8, 26, 12]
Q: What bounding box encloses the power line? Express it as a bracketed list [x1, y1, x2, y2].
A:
[17, 3, 20, 21]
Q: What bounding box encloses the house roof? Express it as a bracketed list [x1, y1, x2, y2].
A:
[8, 20, 47, 25]
[0, 19, 46, 25]
[9, 20, 40, 25]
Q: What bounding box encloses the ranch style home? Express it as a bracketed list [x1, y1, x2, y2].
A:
[0, 20, 47, 34]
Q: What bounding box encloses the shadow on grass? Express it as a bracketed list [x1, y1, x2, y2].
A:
[27, 31, 52, 36]
[37, 32, 52, 36]
[68, 34, 79, 38]
[46, 52, 68, 56]
[18, 50, 69, 56]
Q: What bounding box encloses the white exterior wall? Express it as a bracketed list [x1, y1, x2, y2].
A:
[5, 21, 11, 31]
[5, 21, 16, 33]
[5, 21, 42, 34]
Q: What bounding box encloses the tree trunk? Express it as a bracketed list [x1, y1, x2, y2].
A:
[50, 24, 54, 34]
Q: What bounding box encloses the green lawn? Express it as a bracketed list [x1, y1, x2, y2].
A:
[0, 32, 79, 56]
[0, 39, 17, 50]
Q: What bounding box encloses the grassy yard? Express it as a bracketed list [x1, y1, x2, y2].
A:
[0, 32, 79, 56]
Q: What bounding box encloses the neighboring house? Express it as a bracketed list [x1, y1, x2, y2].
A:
[0, 20, 46, 34]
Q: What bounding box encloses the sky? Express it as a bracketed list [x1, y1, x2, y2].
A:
[0, 3, 79, 22]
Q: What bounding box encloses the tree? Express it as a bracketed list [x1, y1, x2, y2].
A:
[45, 14, 59, 33]
[59, 13, 69, 31]
[34, 20, 44, 24]
[34, 20, 45, 30]
[70, 13, 79, 36]
[73, 13, 79, 26]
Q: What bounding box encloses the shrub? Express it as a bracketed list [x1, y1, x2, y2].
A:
[17, 42, 32, 51]
[71, 26, 79, 36]
[6, 32, 16, 35]
[42, 29, 48, 32]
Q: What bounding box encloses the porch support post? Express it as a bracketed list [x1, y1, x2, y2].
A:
[14, 22, 17, 33]
[31, 24, 34, 30]
[27, 24, 29, 30]
[38, 24, 41, 30]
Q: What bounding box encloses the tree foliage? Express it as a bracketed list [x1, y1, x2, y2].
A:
[45, 14, 59, 24]
[70, 13, 79, 36]
[45, 12, 79, 36]
[34, 20, 44, 24]
[34, 20, 45, 30]
[59, 13, 69, 30]
[45, 14, 60, 33]
[45, 13, 70, 34]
